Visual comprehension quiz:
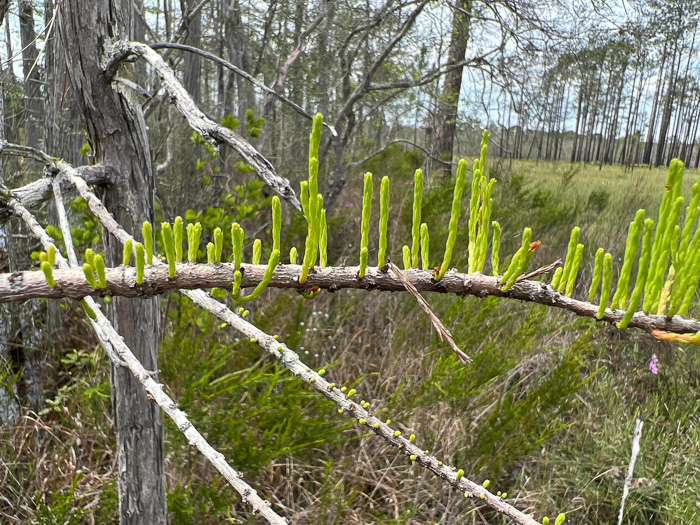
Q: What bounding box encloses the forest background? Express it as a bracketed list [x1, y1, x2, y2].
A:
[0, 0, 699, 523]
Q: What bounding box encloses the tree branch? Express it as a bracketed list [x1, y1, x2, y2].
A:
[105, 41, 302, 212]
[58, 159, 541, 525]
[149, 42, 337, 137]
[4, 260, 700, 337]
[0, 143, 116, 223]
[7, 182, 288, 525]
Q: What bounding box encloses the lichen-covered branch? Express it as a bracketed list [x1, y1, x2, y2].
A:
[7, 190, 288, 525]
[105, 41, 301, 212]
[5, 260, 700, 336]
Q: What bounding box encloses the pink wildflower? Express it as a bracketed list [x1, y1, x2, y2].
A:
[649, 354, 659, 375]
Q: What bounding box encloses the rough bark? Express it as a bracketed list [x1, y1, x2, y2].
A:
[431, 0, 472, 177]
[56, 2, 166, 523]
[18, 0, 43, 150]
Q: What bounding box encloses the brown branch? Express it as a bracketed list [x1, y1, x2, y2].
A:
[60, 160, 540, 525]
[4, 258, 700, 337]
[388, 261, 470, 363]
[104, 41, 301, 211]
[7, 184, 288, 525]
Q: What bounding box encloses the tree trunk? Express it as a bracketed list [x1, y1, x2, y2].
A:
[57, 2, 166, 524]
[431, 0, 472, 176]
[183, 0, 202, 103]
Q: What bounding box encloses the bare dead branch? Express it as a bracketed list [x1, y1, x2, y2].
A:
[149, 42, 337, 137]
[105, 41, 302, 212]
[0, 144, 115, 222]
[7, 187, 288, 525]
[388, 261, 470, 363]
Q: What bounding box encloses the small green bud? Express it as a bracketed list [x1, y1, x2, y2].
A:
[214, 227, 223, 263]
[378, 176, 390, 269]
[329, 383, 336, 389]
[410, 455, 417, 461]
[47, 244, 56, 266]
[250, 338, 257, 343]
[456, 469, 464, 479]
[337, 409, 343, 414]
[501, 492, 507, 499]
[438, 461, 443, 466]
[491, 221, 501, 275]
[542, 518, 550, 525]
[341, 386, 347, 393]
[122, 239, 133, 266]
[251, 239, 261, 265]
[83, 264, 99, 289]
[174, 216, 184, 262]
[94, 255, 106, 288]
[135, 243, 145, 284]
[318, 368, 326, 376]
[373, 422, 380, 428]
[411, 169, 423, 268]
[290, 246, 297, 264]
[347, 388, 356, 397]
[359, 418, 366, 424]
[142, 221, 153, 265]
[555, 514, 565, 525]
[409, 434, 416, 442]
[482, 479, 490, 488]
[403, 245, 411, 270]
[162, 222, 177, 279]
[85, 248, 95, 268]
[320, 208, 328, 267]
[41, 261, 56, 288]
[39, 252, 48, 263]
[271, 197, 282, 253]
[394, 431, 401, 437]
[386, 419, 391, 424]
[207, 242, 215, 263]
[243, 310, 249, 317]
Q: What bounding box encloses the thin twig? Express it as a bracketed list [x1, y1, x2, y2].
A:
[388, 261, 470, 363]
[149, 42, 337, 137]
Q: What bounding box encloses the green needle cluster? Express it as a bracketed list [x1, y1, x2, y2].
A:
[588, 248, 605, 302]
[272, 197, 281, 253]
[162, 222, 177, 278]
[253, 239, 262, 265]
[491, 221, 501, 276]
[187, 222, 202, 263]
[618, 219, 654, 329]
[557, 227, 581, 295]
[500, 227, 533, 291]
[142, 221, 153, 265]
[207, 243, 215, 263]
[41, 261, 56, 288]
[411, 169, 423, 268]
[565, 243, 584, 297]
[596, 252, 612, 319]
[403, 245, 411, 270]
[82, 252, 107, 289]
[135, 243, 145, 285]
[214, 227, 223, 263]
[644, 159, 684, 313]
[378, 176, 390, 269]
[611, 210, 644, 309]
[359, 172, 373, 278]
[239, 250, 280, 303]
[122, 239, 133, 266]
[300, 114, 325, 284]
[468, 130, 495, 273]
[290, 247, 298, 264]
[320, 209, 328, 267]
[174, 216, 184, 262]
[420, 223, 429, 270]
[435, 159, 467, 281]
